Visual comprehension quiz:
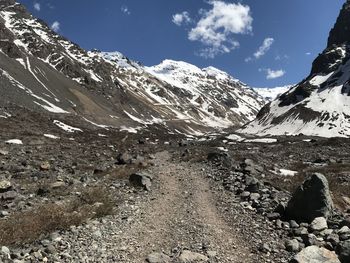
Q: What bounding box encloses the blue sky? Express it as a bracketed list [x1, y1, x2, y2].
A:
[18, 0, 345, 87]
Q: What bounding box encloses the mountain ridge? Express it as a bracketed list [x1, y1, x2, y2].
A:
[0, 0, 267, 135]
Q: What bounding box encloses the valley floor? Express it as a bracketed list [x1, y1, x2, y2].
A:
[0, 111, 349, 262]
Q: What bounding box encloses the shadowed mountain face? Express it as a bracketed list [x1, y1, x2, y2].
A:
[0, 0, 265, 135]
[241, 0, 350, 138]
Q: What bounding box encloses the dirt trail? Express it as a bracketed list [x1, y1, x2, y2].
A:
[114, 151, 253, 262]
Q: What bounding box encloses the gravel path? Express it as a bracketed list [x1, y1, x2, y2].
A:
[35, 151, 255, 262]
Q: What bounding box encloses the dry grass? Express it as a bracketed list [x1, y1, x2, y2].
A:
[0, 187, 116, 246]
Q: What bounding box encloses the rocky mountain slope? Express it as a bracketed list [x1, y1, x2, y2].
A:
[241, 0, 350, 138]
[0, 0, 265, 135]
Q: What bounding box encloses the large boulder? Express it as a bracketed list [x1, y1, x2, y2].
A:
[290, 246, 340, 263]
[285, 173, 333, 223]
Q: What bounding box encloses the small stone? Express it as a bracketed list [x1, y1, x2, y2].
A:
[0, 210, 9, 217]
[310, 217, 328, 232]
[129, 173, 152, 191]
[1, 246, 10, 255]
[290, 220, 300, 228]
[267, 212, 280, 220]
[250, 193, 260, 201]
[0, 181, 12, 192]
[339, 226, 350, 235]
[293, 227, 309, 236]
[285, 239, 300, 252]
[0, 150, 9, 156]
[240, 191, 251, 200]
[301, 234, 321, 247]
[44, 245, 56, 254]
[207, 251, 217, 258]
[146, 252, 171, 263]
[51, 182, 65, 189]
[40, 162, 51, 171]
[179, 250, 209, 262]
[92, 230, 102, 237]
[259, 243, 271, 253]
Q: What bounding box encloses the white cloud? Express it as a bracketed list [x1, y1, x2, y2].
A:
[261, 68, 286, 79]
[245, 57, 252, 63]
[51, 21, 60, 32]
[187, 1, 253, 58]
[34, 2, 40, 11]
[254, 37, 274, 59]
[306, 52, 311, 55]
[121, 5, 131, 15]
[172, 11, 192, 26]
[275, 54, 289, 61]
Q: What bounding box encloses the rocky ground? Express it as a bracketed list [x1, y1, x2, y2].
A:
[0, 109, 349, 262]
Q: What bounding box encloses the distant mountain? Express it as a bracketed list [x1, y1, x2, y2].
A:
[240, 0, 350, 138]
[253, 86, 292, 102]
[0, 0, 266, 135]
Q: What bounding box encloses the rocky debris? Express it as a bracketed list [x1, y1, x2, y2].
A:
[207, 152, 232, 167]
[146, 252, 171, 263]
[336, 240, 350, 263]
[285, 173, 334, 223]
[129, 173, 153, 191]
[178, 250, 209, 262]
[290, 246, 340, 263]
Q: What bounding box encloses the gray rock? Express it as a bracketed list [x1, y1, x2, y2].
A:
[290, 246, 340, 263]
[327, 233, 340, 247]
[178, 250, 209, 262]
[285, 239, 300, 252]
[286, 173, 334, 223]
[116, 152, 132, 165]
[0, 181, 12, 192]
[0, 150, 9, 156]
[0, 190, 17, 200]
[337, 240, 350, 263]
[338, 226, 350, 241]
[310, 217, 328, 232]
[1, 246, 10, 255]
[129, 173, 152, 191]
[240, 191, 251, 200]
[301, 233, 321, 247]
[267, 212, 281, 220]
[290, 220, 300, 228]
[250, 193, 261, 201]
[146, 252, 171, 263]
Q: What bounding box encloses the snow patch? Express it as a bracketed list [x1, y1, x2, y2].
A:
[53, 120, 82, 133]
[44, 134, 60, 139]
[6, 139, 23, 145]
[279, 169, 298, 177]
